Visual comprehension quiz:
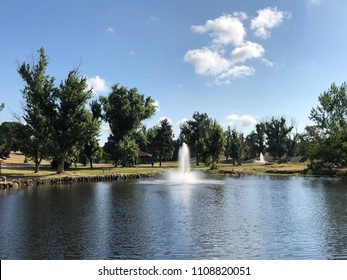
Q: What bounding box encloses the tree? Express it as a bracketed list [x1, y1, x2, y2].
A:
[17, 48, 55, 172]
[0, 123, 11, 159]
[79, 112, 102, 169]
[148, 118, 174, 166]
[49, 70, 93, 174]
[100, 84, 156, 165]
[236, 132, 248, 165]
[308, 82, 347, 166]
[205, 120, 226, 164]
[180, 112, 212, 166]
[264, 117, 293, 160]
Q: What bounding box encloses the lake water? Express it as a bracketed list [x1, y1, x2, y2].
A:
[0, 176, 347, 259]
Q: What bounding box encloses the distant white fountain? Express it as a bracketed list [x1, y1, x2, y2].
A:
[255, 152, 266, 164]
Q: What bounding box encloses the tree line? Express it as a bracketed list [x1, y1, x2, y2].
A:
[1, 48, 347, 173]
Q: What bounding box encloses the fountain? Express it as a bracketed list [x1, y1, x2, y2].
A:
[259, 152, 265, 163]
[165, 143, 201, 184]
[140, 143, 223, 185]
[254, 152, 266, 164]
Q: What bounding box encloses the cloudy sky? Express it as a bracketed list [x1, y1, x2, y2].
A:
[1, 0, 346, 144]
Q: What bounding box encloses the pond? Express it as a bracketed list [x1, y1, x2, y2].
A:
[0, 176, 347, 259]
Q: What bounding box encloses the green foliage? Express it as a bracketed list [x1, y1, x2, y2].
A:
[104, 135, 138, 166]
[100, 84, 156, 140]
[0, 122, 22, 158]
[48, 70, 93, 173]
[100, 84, 156, 165]
[17, 48, 55, 172]
[180, 112, 212, 166]
[148, 118, 174, 166]
[205, 120, 226, 164]
[78, 110, 102, 168]
[18, 48, 97, 173]
[210, 162, 219, 170]
[308, 82, 347, 167]
[264, 117, 293, 160]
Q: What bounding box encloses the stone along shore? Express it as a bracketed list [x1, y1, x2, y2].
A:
[0, 172, 160, 189]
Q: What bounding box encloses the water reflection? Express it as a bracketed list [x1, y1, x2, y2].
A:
[0, 176, 347, 259]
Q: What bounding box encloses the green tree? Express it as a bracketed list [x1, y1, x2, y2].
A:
[79, 112, 102, 168]
[180, 112, 212, 166]
[100, 84, 156, 165]
[224, 126, 233, 161]
[134, 125, 150, 154]
[264, 117, 293, 160]
[308, 82, 347, 166]
[50, 70, 93, 174]
[223, 126, 240, 165]
[205, 120, 226, 164]
[17, 48, 55, 172]
[148, 118, 174, 166]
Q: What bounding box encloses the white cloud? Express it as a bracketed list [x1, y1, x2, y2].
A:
[184, 48, 230, 76]
[307, 0, 321, 5]
[231, 41, 265, 63]
[251, 7, 291, 39]
[216, 65, 255, 84]
[107, 27, 114, 33]
[185, 7, 289, 84]
[261, 58, 276, 68]
[148, 16, 160, 23]
[226, 114, 257, 127]
[233, 12, 248, 20]
[192, 14, 246, 46]
[86, 75, 109, 95]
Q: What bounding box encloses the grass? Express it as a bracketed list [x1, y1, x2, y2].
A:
[0, 152, 314, 180]
[217, 162, 308, 176]
[0, 152, 179, 179]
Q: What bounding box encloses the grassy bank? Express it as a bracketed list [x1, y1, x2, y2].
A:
[3, 152, 347, 181]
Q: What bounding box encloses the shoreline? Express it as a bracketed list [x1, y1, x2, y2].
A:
[2, 162, 347, 190]
[0, 172, 160, 189]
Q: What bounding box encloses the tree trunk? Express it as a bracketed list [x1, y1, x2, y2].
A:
[89, 158, 93, 169]
[57, 158, 65, 174]
[34, 157, 42, 173]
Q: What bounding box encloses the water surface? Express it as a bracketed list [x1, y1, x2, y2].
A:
[1, 176, 347, 259]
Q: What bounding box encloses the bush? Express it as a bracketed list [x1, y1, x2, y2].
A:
[210, 162, 219, 170]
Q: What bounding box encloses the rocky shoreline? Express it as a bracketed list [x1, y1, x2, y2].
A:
[0, 172, 160, 189]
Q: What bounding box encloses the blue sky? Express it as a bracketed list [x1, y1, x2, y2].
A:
[1, 0, 347, 144]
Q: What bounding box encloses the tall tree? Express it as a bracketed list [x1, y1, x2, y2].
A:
[17, 48, 55, 172]
[50, 70, 93, 174]
[100, 84, 156, 165]
[224, 126, 233, 161]
[205, 119, 226, 164]
[148, 118, 174, 166]
[180, 112, 212, 166]
[79, 111, 102, 169]
[264, 117, 293, 160]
